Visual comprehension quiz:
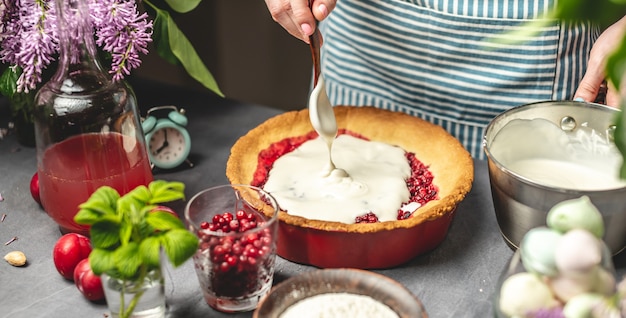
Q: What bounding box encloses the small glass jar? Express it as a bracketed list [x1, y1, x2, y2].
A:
[102, 269, 165, 318]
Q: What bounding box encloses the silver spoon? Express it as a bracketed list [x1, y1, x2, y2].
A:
[307, 7, 339, 172]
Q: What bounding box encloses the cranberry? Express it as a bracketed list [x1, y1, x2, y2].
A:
[197, 209, 274, 297]
[355, 212, 379, 223]
[400, 152, 439, 220]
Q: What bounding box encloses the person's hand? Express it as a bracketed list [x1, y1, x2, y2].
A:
[265, 0, 337, 43]
[574, 16, 626, 107]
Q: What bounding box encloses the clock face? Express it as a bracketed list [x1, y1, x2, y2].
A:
[148, 127, 188, 166]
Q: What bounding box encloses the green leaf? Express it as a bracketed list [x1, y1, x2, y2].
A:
[75, 186, 120, 224]
[152, 8, 223, 97]
[148, 180, 185, 204]
[152, 11, 181, 65]
[119, 219, 133, 246]
[113, 242, 143, 279]
[117, 195, 147, 221]
[0, 67, 18, 98]
[606, 38, 626, 95]
[90, 219, 122, 249]
[552, 0, 626, 29]
[164, 0, 201, 13]
[129, 185, 152, 203]
[152, 12, 179, 65]
[74, 208, 105, 226]
[161, 229, 198, 267]
[89, 248, 116, 275]
[146, 211, 185, 231]
[139, 236, 163, 268]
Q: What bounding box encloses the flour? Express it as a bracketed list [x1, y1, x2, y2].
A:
[279, 292, 400, 318]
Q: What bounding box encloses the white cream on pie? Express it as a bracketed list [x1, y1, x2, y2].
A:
[263, 134, 411, 223]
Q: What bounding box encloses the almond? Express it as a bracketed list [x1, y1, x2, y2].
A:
[4, 251, 26, 266]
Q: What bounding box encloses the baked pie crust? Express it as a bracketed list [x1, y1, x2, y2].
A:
[226, 105, 474, 267]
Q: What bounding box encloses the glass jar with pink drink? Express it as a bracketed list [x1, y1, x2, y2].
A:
[33, 0, 153, 235]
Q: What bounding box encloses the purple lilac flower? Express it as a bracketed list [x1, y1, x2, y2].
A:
[0, 0, 153, 92]
[0, 0, 57, 93]
[91, 0, 152, 81]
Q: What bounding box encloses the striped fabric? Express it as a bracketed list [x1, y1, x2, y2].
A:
[319, 0, 600, 159]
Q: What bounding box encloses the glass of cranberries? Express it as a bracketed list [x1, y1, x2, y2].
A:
[184, 184, 279, 313]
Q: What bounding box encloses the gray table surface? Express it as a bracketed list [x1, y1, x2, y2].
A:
[1, 80, 624, 318]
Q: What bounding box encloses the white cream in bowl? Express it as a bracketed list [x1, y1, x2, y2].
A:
[489, 118, 626, 191]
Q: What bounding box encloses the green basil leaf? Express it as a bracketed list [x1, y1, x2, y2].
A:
[150, 190, 185, 204]
[147, 179, 169, 192]
[90, 219, 122, 249]
[118, 194, 145, 218]
[78, 186, 120, 215]
[113, 242, 143, 279]
[74, 208, 104, 225]
[119, 219, 133, 245]
[139, 236, 163, 268]
[76, 195, 120, 225]
[88, 248, 116, 275]
[127, 185, 152, 205]
[164, 0, 201, 13]
[146, 211, 185, 231]
[149, 180, 185, 204]
[162, 229, 198, 267]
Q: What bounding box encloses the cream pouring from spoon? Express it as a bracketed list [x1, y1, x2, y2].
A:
[306, 9, 345, 177]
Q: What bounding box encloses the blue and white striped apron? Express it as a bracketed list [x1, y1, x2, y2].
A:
[319, 0, 600, 159]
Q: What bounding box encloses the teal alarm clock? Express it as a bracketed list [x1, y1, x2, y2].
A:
[142, 105, 193, 170]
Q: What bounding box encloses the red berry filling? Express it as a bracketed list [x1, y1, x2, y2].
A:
[355, 212, 379, 223]
[196, 210, 275, 297]
[252, 130, 439, 223]
[399, 152, 437, 220]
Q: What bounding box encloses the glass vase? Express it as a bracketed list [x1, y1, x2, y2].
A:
[33, 0, 153, 235]
[102, 269, 166, 318]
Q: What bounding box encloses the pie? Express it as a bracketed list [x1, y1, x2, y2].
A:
[226, 106, 474, 268]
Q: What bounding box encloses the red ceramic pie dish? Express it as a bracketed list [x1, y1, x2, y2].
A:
[226, 106, 473, 269]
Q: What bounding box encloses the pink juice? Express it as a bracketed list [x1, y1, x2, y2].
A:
[38, 133, 153, 234]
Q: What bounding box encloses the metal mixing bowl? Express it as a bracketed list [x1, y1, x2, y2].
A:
[483, 100, 626, 254]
